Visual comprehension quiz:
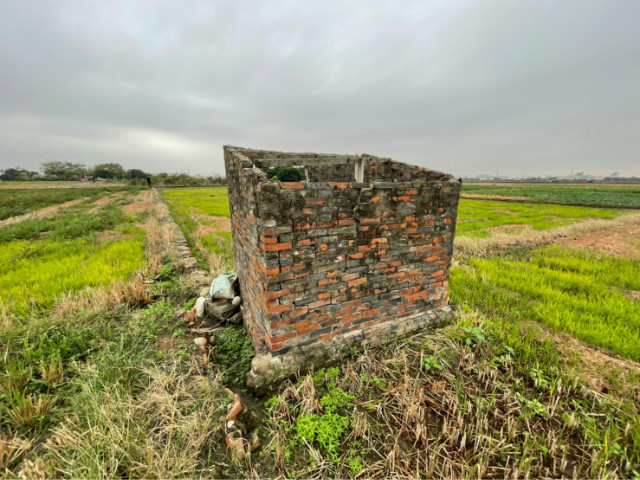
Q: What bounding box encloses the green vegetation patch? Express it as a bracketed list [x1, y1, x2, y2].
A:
[0, 235, 145, 315]
[160, 187, 230, 218]
[462, 184, 640, 207]
[160, 188, 233, 271]
[0, 203, 146, 315]
[451, 245, 640, 361]
[456, 199, 620, 237]
[212, 326, 255, 385]
[0, 186, 137, 221]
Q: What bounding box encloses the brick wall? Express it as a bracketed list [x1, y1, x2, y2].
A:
[224, 146, 461, 390]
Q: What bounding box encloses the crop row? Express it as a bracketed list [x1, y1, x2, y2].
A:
[451, 245, 640, 361]
[462, 183, 640, 207]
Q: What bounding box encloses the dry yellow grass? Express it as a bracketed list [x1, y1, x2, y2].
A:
[455, 211, 640, 257]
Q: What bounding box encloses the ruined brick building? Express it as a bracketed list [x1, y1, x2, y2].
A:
[224, 146, 461, 389]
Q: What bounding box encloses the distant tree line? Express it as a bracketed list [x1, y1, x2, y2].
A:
[0, 162, 227, 186]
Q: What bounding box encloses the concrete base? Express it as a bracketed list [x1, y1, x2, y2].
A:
[246, 306, 452, 393]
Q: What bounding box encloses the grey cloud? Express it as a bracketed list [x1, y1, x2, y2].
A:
[1, 0, 639, 177]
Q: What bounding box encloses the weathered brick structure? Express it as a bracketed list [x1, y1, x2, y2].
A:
[224, 146, 461, 389]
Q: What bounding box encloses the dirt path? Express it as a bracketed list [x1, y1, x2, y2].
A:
[560, 224, 640, 259]
[456, 212, 640, 256]
[123, 189, 156, 214]
[0, 198, 85, 228]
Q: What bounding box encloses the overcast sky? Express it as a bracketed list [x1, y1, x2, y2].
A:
[1, 1, 639, 178]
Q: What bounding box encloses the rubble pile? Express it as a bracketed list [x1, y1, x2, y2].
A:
[177, 273, 261, 464]
[180, 273, 243, 330]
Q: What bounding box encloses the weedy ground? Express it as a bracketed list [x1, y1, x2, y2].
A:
[3, 184, 640, 479]
[160, 187, 233, 274]
[1, 188, 238, 478]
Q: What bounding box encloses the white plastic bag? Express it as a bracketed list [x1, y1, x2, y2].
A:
[209, 273, 237, 300]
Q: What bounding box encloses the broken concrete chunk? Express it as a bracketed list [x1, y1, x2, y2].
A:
[203, 299, 239, 321]
[195, 296, 206, 318]
[232, 296, 242, 306]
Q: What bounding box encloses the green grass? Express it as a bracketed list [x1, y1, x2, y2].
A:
[160, 187, 230, 218]
[0, 198, 146, 315]
[160, 188, 233, 272]
[451, 245, 640, 361]
[462, 183, 640, 207]
[456, 199, 621, 237]
[0, 235, 145, 315]
[0, 186, 137, 221]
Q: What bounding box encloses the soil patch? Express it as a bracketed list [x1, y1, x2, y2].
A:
[192, 214, 231, 233]
[88, 191, 128, 213]
[559, 224, 640, 259]
[0, 198, 84, 227]
[461, 194, 529, 201]
[624, 290, 640, 301]
[487, 224, 532, 234]
[123, 190, 156, 214]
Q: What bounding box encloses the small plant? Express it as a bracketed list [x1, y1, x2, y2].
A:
[516, 392, 548, 418]
[423, 355, 443, 374]
[347, 456, 364, 475]
[293, 412, 350, 463]
[461, 327, 485, 349]
[213, 326, 255, 384]
[320, 388, 355, 413]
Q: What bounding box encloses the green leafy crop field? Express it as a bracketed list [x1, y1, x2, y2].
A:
[462, 183, 640, 207]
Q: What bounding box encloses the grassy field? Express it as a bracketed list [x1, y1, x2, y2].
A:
[160, 187, 233, 273]
[0, 186, 133, 221]
[0, 187, 236, 478]
[2, 183, 640, 478]
[457, 198, 621, 237]
[462, 183, 640, 207]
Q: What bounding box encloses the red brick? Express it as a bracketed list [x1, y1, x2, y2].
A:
[270, 332, 296, 343]
[266, 303, 292, 315]
[430, 270, 444, 278]
[348, 278, 367, 287]
[298, 325, 320, 335]
[270, 318, 293, 328]
[267, 288, 291, 301]
[319, 331, 340, 341]
[264, 242, 292, 252]
[291, 307, 309, 317]
[338, 219, 356, 226]
[309, 299, 330, 309]
[260, 235, 278, 244]
[281, 182, 304, 189]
